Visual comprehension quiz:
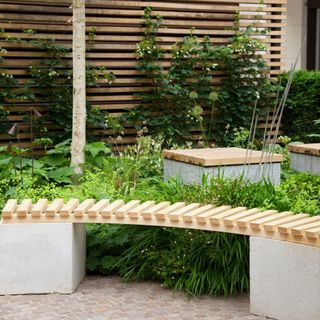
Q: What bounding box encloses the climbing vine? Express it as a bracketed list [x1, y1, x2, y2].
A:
[124, 7, 273, 146]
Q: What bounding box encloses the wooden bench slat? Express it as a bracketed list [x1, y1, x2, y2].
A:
[167, 203, 201, 221]
[17, 199, 33, 218]
[250, 212, 293, 230]
[223, 208, 261, 226]
[2, 199, 17, 219]
[291, 218, 320, 237]
[196, 205, 232, 223]
[101, 200, 125, 218]
[128, 201, 155, 219]
[142, 202, 171, 219]
[278, 216, 320, 234]
[74, 199, 96, 218]
[237, 210, 278, 228]
[115, 200, 141, 218]
[305, 227, 320, 239]
[264, 214, 310, 232]
[45, 199, 64, 217]
[210, 207, 247, 225]
[31, 199, 48, 218]
[60, 199, 80, 217]
[182, 204, 215, 222]
[155, 202, 186, 220]
[87, 199, 110, 218]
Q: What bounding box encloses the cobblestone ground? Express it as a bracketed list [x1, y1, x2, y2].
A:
[0, 276, 267, 320]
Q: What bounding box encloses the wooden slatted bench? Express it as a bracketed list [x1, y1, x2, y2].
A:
[2, 198, 320, 248]
[1, 198, 320, 320]
[163, 147, 283, 185]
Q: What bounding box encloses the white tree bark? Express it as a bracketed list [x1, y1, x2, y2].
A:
[71, 0, 86, 175]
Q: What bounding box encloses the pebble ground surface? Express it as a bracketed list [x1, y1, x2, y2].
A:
[0, 276, 268, 320]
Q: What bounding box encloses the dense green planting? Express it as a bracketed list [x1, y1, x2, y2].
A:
[280, 70, 320, 142]
[1, 137, 320, 296]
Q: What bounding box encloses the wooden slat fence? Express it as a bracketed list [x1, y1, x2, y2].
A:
[0, 0, 287, 152]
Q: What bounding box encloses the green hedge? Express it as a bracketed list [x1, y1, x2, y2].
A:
[280, 70, 320, 142]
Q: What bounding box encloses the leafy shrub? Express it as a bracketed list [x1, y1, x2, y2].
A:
[280, 70, 320, 142]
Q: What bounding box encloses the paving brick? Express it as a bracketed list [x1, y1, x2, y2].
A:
[0, 276, 267, 320]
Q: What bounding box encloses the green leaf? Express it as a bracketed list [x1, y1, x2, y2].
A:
[85, 142, 111, 158]
[47, 166, 74, 183]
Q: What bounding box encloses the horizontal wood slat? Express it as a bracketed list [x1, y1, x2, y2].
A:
[0, 0, 286, 149]
[3, 197, 320, 249]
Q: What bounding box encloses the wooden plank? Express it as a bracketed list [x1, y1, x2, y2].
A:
[87, 199, 110, 218]
[142, 202, 171, 219]
[291, 218, 320, 237]
[264, 214, 310, 232]
[74, 199, 96, 218]
[31, 199, 48, 218]
[60, 199, 80, 217]
[223, 208, 261, 226]
[100, 200, 125, 218]
[196, 205, 232, 223]
[114, 200, 141, 218]
[182, 204, 215, 222]
[155, 202, 186, 220]
[167, 203, 201, 221]
[250, 211, 293, 230]
[210, 207, 247, 225]
[16, 199, 32, 218]
[45, 199, 64, 217]
[128, 201, 156, 219]
[305, 227, 320, 240]
[236, 210, 278, 228]
[2, 199, 17, 219]
[278, 216, 320, 234]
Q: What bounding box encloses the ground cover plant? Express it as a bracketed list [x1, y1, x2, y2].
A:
[1, 136, 320, 296]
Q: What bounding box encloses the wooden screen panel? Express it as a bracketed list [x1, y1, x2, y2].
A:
[0, 0, 287, 151]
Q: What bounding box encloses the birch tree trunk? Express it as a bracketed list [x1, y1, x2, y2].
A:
[71, 0, 86, 175]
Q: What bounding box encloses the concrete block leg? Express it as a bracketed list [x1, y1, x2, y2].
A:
[0, 223, 86, 295]
[250, 237, 320, 320]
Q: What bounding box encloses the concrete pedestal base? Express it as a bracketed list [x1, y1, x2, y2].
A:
[290, 152, 320, 176]
[164, 159, 281, 185]
[0, 223, 86, 295]
[250, 237, 320, 320]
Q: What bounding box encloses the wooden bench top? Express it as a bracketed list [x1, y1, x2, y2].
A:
[163, 148, 283, 167]
[2, 198, 320, 248]
[288, 143, 320, 157]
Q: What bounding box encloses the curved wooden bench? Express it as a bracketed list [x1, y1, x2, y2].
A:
[2, 198, 320, 248]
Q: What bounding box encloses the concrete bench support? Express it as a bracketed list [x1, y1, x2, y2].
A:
[289, 143, 320, 176]
[163, 148, 283, 185]
[164, 159, 281, 185]
[250, 237, 320, 320]
[0, 223, 86, 295]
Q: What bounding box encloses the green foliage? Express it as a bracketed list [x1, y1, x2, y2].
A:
[124, 8, 272, 146]
[92, 226, 249, 296]
[0, 29, 115, 143]
[280, 70, 320, 142]
[2, 135, 320, 296]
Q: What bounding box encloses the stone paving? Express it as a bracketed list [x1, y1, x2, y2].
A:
[0, 276, 267, 320]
